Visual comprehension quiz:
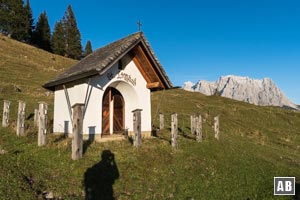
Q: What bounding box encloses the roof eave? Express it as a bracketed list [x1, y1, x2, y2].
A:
[43, 69, 100, 91]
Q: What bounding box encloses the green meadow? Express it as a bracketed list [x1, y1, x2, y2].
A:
[0, 34, 299, 199]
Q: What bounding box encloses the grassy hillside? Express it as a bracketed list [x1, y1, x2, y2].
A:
[0, 35, 299, 199]
[0, 33, 77, 121]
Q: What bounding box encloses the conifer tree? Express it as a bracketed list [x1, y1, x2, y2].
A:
[0, 0, 28, 40]
[24, 0, 34, 42]
[32, 11, 51, 52]
[83, 40, 93, 57]
[63, 5, 82, 59]
[51, 21, 65, 56]
[0, 0, 11, 34]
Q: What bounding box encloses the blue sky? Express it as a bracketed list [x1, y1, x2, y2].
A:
[30, 0, 300, 104]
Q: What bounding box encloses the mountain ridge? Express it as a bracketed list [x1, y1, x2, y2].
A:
[183, 75, 298, 109]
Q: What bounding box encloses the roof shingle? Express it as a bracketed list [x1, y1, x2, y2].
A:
[43, 32, 172, 90]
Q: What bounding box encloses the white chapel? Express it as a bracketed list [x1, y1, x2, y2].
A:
[44, 32, 172, 140]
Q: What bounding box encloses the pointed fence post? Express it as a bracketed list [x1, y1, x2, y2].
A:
[132, 109, 142, 147]
[34, 108, 39, 127]
[171, 113, 178, 148]
[72, 103, 84, 160]
[159, 113, 164, 130]
[17, 101, 26, 136]
[214, 115, 220, 140]
[196, 115, 202, 142]
[38, 102, 48, 146]
[2, 100, 11, 127]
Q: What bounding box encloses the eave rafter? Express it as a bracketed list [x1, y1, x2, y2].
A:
[131, 44, 165, 90]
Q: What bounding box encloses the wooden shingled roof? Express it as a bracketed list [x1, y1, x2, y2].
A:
[43, 32, 173, 91]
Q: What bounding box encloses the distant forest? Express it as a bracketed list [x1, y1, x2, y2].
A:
[0, 0, 93, 59]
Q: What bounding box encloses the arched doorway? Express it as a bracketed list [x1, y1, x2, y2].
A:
[102, 87, 124, 135]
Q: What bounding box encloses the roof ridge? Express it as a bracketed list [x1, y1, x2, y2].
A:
[51, 32, 142, 82]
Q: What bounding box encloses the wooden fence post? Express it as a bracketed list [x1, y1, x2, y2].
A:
[16, 101, 26, 136]
[38, 102, 48, 146]
[34, 108, 39, 127]
[171, 113, 178, 148]
[214, 115, 220, 140]
[196, 115, 202, 142]
[159, 113, 164, 130]
[191, 115, 195, 135]
[132, 109, 142, 147]
[72, 103, 84, 160]
[2, 100, 10, 127]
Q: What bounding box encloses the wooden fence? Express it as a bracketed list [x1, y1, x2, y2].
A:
[1, 100, 221, 159]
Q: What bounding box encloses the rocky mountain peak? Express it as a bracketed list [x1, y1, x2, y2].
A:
[183, 75, 297, 109]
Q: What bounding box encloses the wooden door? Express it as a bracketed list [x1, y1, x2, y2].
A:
[102, 89, 110, 135]
[112, 89, 124, 133]
[102, 87, 124, 134]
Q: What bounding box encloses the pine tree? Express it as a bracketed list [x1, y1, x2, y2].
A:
[0, 0, 11, 34]
[83, 40, 93, 57]
[0, 0, 28, 40]
[32, 11, 51, 52]
[63, 5, 82, 59]
[24, 0, 34, 42]
[51, 21, 65, 56]
[11, 0, 27, 40]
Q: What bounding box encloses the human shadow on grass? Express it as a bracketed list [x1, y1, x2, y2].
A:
[292, 182, 300, 200]
[84, 150, 119, 200]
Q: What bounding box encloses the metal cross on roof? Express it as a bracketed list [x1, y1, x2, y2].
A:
[137, 20, 142, 32]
